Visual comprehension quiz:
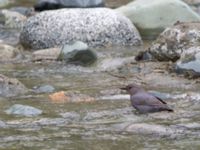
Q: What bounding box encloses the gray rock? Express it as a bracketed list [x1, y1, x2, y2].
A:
[175, 46, 200, 78]
[20, 8, 142, 50]
[5, 104, 42, 117]
[59, 41, 97, 65]
[0, 74, 28, 97]
[33, 84, 55, 93]
[148, 22, 200, 61]
[34, 0, 105, 11]
[116, 0, 200, 39]
[0, 9, 27, 29]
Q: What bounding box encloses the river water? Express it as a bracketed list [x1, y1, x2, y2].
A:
[0, 0, 200, 150]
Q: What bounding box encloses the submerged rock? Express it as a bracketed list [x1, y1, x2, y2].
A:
[148, 22, 200, 61]
[59, 41, 97, 66]
[175, 46, 200, 78]
[5, 104, 42, 117]
[34, 0, 105, 11]
[20, 8, 142, 50]
[0, 9, 27, 29]
[33, 84, 55, 93]
[0, 74, 28, 97]
[116, 0, 200, 39]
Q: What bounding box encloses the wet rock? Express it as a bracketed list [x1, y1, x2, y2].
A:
[0, 74, 28, 97]
[175, 46, 200, 78]
[0, 0, 9, 8]
[0, 44, 19, 61]
[60, 112, 80, 122]
[32, 47, 61, 61]
[0, 9, 27, 29]
[116, 0, 200, 39]
[5, 104, 42, 117]
[34, 0, 105, 11]
[9, 7, 35, 17]
[148, 22, 200, 61]
[33, 84, 55, 93]
[20, 8, 142, 50]
[58, 41, 97, 66]
[49, 91, 95, 103]
[135, 51, 153, 61]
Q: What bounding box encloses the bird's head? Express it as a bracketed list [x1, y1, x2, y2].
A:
[120, 83, 144, 95]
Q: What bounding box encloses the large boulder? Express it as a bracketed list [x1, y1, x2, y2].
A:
[147, 22, 200, 61]
[20, 8, 142, 50]
[116, 0, 200, 39]
[34, 0, 105, 11]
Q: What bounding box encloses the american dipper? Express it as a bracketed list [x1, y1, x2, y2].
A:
[121, 84, 173, 113]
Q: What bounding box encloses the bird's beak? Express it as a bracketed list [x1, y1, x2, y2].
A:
[120, 87, 128, 90]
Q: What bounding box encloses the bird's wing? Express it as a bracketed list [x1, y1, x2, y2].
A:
[132, 93, 167, 106]
[154, 96, 167, 104]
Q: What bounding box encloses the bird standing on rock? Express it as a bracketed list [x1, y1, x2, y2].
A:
[120, 84, 173, 113]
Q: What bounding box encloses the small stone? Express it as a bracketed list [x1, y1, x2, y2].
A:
[33, 84, 55, 93]
[32, 47, 61, 60]
[5, 104, 42, 117]
[49, 91, 95, 103]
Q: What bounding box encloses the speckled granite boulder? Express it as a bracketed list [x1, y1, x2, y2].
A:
[20, 8, 142, 50]
[148, 22, 200, 61]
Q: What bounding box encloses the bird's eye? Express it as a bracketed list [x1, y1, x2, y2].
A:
[128, 86, 131, 89]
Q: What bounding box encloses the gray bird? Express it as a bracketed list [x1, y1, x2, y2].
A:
[121, 84, 173, 113]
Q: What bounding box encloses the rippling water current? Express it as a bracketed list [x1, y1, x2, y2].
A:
[0, 0, 200, 150]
